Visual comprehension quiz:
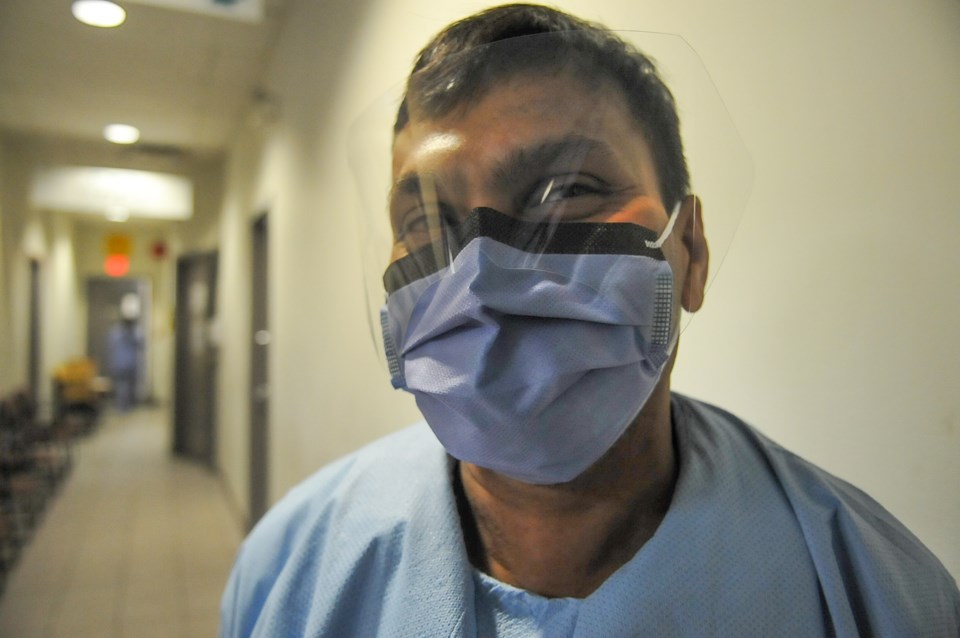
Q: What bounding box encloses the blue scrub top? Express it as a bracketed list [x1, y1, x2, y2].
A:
[221, 394, 960, 637]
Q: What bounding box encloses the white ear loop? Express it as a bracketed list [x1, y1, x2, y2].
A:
[645, 200, 683, 249]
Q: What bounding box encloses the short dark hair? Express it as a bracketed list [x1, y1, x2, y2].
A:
[395, 3, 690, 210]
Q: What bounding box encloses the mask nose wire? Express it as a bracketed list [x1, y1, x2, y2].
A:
[645, 199, 683, 249]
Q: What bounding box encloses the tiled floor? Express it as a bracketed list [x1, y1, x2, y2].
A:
[0, 407, 243, 637]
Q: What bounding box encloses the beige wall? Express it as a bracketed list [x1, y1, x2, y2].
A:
[212, 127, 262, 521]
[213, 0, 959, 576]
[0, 135, 82, 408]
[1, 208, 82, 415]
[41, 213, 81, 409]
[0, 137, 13, 393]
[0, 136, 29, 395]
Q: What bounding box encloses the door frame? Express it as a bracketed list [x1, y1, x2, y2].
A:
[249, 212, 269, 528]
[172, 250, 218, 466]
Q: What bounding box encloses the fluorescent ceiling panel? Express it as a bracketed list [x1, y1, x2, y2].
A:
[125, 0, 263, 23]
[30, 166, 193, 220]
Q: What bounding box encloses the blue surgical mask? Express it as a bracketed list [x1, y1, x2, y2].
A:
[381, 207, 678, 484]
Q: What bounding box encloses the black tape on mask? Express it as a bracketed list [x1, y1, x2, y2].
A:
[383, 207, 665, 294]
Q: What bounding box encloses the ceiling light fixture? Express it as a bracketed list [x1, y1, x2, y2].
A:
[72, 1, 126, 28]
[103, 123, 140, 144]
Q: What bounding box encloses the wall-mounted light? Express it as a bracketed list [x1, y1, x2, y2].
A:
[72, 0, 126, 28]
[103, 123, 140, 144]
[106, 205, 130, 222]
[31, 165, 194, 220]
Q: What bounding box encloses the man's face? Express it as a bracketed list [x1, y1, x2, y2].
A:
[390, 69, 704, 313]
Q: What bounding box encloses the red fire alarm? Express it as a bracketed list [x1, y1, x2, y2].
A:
[151, 240, 168, 260]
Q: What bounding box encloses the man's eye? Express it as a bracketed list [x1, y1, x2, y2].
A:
[395, 204, 460, 254]
[394, 212, 439, 254]
[523, 175, 607, 220]
[539, 180, 595, 203]
[397, 212, 429, 239]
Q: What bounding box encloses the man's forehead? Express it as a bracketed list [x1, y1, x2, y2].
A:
[393, 71, 643, 174]
[391, 130, 463, 175]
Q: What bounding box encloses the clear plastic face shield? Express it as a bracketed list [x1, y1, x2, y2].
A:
[349, 30, 752, 483]
[350, 31, 752, 371]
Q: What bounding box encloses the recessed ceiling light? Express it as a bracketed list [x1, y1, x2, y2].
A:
[104, 123, 140, 144]
[72, 1, 126, 28]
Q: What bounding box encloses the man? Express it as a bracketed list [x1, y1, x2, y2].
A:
[107, 294, 142, 411]
[221, 5, 959, 636]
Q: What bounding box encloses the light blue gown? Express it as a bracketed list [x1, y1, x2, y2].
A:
[220, 394, 959, 636]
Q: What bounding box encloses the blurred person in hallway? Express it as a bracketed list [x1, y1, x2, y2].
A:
[107, 293, 142, 412]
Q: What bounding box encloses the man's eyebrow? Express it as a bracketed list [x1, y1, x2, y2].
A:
[389, 135, 618, 204]
[491, 135, 618, 190]
[389, 174, 422, 204]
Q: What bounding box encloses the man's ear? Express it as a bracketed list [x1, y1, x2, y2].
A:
[678, 195, 708, 312]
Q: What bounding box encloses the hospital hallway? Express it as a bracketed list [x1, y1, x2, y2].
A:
[0, 407, 243, 637]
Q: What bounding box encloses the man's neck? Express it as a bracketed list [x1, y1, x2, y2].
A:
[456, 385, 677, 599]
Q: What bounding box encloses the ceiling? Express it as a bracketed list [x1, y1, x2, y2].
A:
[0, 0, 287, 157]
